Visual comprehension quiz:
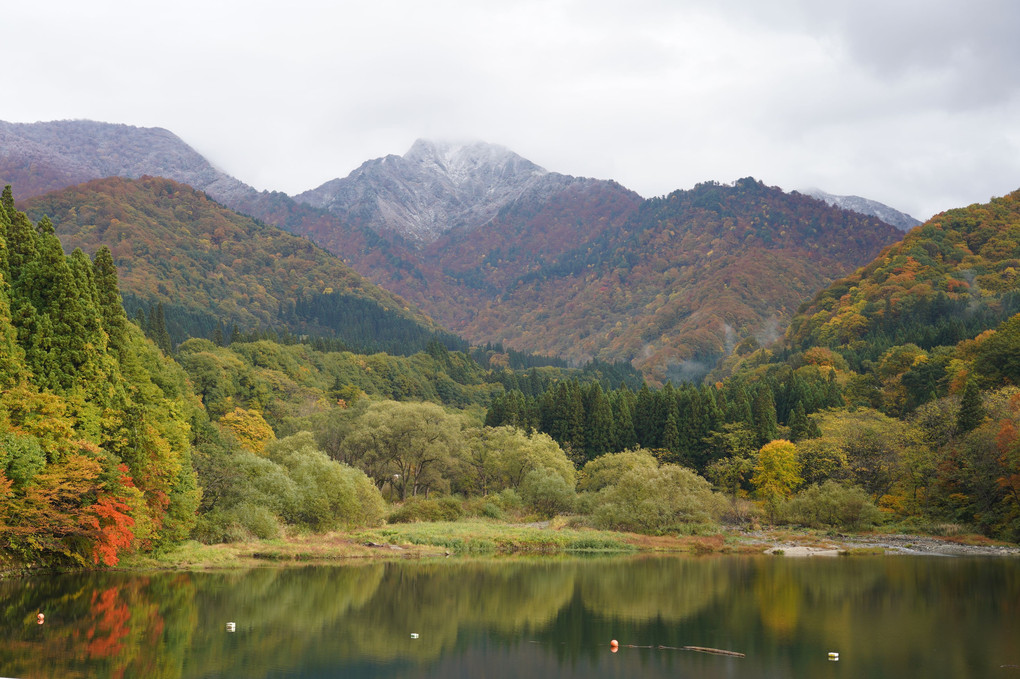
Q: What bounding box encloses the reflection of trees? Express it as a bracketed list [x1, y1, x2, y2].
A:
[578, 557, 728, 623]
[0, 557, 1017, 677]
[182, 563, 386, 677]
[326, 560, 578, 663]
[0, 572, 197, 679]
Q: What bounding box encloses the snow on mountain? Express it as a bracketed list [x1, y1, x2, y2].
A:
[0, 119, 259, 206]
[293, 139, 592, 244]
[802, 188, 921, 232]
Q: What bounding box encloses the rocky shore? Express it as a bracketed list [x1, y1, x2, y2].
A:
[752, 531, 1020, 557]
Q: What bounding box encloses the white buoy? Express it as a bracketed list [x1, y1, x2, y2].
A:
[828, 652, 839, 661]
[410, 633, 419, 639]
[226, 622, 236, 632]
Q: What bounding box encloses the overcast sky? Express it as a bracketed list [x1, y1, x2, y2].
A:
[6, 0, 1020, 220]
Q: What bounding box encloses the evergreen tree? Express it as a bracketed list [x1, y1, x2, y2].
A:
[611, 389, 638, 451]
[824, 370, 843, 408]
[661, 410, 681, 462]
[146, 302, 172, 353]
[956, 378, 985, 434]
[583, 382, 614, 459]
[727, 383, 753, 424]
[788, 400, 812, 442]
[92, 246, 128, 357]
[633, 383, 657, 448]
[564, 381, 586, 460]
[751, 385, 778, 446]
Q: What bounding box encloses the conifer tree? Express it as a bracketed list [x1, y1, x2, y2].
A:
[788, 400, 811, 441]
[661, 410, 681, 462]
[565, 380, 586, 460]
[92, 246, 128, 357]
[752, 385, 778, 446]
[611, 390, 638, 451]
[727, 384, 753, 424]
[956, 378, 985, 434]
[583, 382, 614, 459]
[824, 370, 843, 408]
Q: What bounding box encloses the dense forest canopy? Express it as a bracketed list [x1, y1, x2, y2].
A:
[4, 176, 1020, 571]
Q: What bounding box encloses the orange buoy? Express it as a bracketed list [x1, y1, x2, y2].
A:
[37, 613, 44, 625]
[610, 639, 619, 650]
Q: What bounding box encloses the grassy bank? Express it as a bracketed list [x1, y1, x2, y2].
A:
[14, 520, 1015, 576]
[119, 519, 773, 570]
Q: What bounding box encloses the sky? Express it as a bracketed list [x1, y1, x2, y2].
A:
[6, 0, 1020, 220]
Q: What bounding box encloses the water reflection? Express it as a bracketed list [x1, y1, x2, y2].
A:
[0, 555, 1017, 678]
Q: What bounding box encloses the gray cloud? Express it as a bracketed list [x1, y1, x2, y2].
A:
[5, 0, 1019, 221]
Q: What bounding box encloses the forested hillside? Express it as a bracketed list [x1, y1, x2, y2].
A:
[2, 122, 909, 382]
[459, 178, 901, 381]
[788, 189, 1020, 372]
[0, 186, 200, 566]
[22, 177, 464, 355]
[708, 190, 1020, 540]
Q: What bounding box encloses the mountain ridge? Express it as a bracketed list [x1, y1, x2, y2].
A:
[2, 119, 909, 378]
[802, 187, 922, 231]
[293, 138, 611, 244]
[22, 176, 463, 355]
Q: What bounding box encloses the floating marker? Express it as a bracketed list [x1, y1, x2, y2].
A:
[610, 639, 619, 650]
[226, 622, 236, 632]
[410, 633, 419, 639]
[36, 613, 44, 625]
[828, 652, 839, 661]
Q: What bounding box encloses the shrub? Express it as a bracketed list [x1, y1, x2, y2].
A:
[387, 496, 464, 524]
[520, 468, 576, 518]
[783, 481, 882, 530]
[591, 464, 726, 534]
[578, 449, 658, 492]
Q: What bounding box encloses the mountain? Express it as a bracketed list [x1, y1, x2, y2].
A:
[0, 120, 441, 320]
[2, 120, 907, 379]
[0, 119, 255, 205]
[293, 139, 602, 244]
[787, 187, 1020, 367]
[22, 176, 463, 354]
[802, 188, 922, 231]
[448, 178, 903, 381]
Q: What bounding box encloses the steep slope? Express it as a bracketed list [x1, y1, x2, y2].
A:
[2, 121, 908, 379]
[294, 139, 573, 244]
[23, 177, 461, 354]
[787, 188, 1020, 366]
[455, 178, 903, 382]
[803, 188, 921, 231]
[0, 120, 389, 273]
[0, 119, 254, 204]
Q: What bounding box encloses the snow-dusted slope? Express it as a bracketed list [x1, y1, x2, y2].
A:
[802, 188, 921, 232]
[294, 139, 598, 243]
[0, 120, 258, 205]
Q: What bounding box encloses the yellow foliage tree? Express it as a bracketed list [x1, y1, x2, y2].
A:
[752, 439, 802, 523]
[219, 407, 276, 455]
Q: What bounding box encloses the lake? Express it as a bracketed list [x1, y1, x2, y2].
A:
[0, 554, 1017, 678]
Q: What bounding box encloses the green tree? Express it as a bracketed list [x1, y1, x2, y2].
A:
[751, 385, 778, 446]
[582, 383, 614, 459]
[956, 378, 986, 434]
[343, 400, 468, 499]
[590, 463, 725, 533]
[973, 313, 1020, 386]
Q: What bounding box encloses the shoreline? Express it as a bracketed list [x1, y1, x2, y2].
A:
[4, 523, 1017, 577]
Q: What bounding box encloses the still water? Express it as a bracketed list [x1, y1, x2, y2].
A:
[1, 555, 1017, 678]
